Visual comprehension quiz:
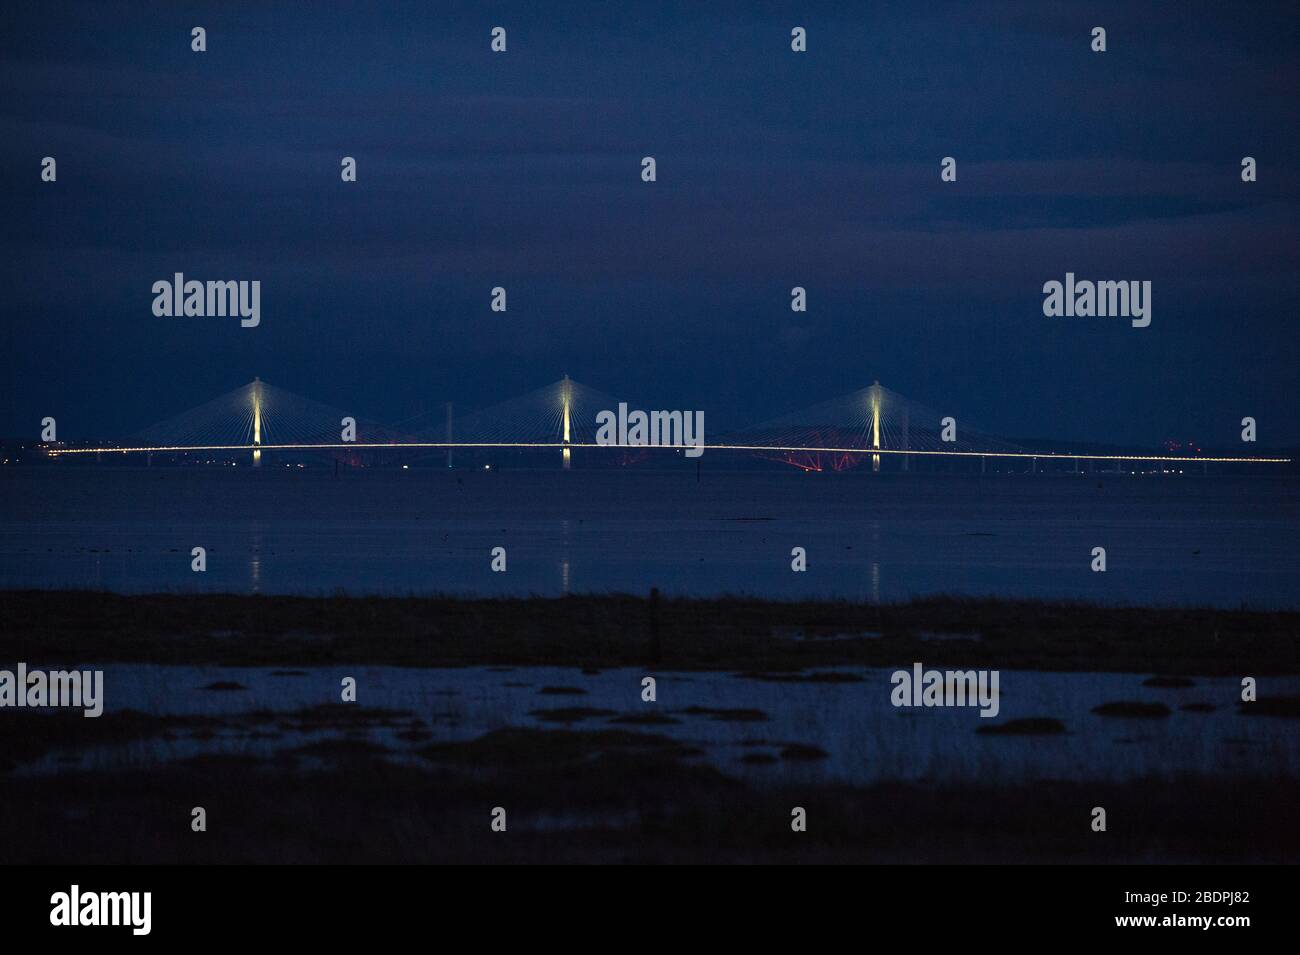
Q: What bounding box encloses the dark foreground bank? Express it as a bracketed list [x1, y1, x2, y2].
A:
[3, 589, 1299, 672]
[2, 590, 1297, 864]
[4, 738, 1298, 864]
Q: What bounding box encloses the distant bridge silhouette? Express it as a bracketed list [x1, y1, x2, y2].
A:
[43, 377, 1289, 469]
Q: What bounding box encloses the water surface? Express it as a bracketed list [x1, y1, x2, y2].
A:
[2, 468, 1296, 607]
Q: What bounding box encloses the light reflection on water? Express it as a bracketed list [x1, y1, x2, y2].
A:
[249, 526, 262, 593]
[2, 469, 1298, 608]
[559, 518, 571, 595]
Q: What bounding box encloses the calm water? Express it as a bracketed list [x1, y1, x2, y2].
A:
[2, 468, 1297, 607]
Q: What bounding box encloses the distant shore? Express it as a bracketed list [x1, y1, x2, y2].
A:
[3, 589, 1297, 673]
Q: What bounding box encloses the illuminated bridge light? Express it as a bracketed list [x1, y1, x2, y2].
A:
[39, 377, 1292, 467]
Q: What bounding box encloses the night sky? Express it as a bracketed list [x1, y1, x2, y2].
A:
[3, 1, 1297, 447]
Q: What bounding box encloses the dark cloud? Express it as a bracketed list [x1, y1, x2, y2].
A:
[2, 0, 1297, 445]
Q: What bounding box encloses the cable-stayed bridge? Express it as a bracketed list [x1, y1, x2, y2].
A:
[42, 376, 1289, 469]
[717, 382, 1031, 472]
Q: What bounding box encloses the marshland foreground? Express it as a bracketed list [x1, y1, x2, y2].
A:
[1, 590, 1298, 863]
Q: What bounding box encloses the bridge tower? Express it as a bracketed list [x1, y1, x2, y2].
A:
[251, 377, 263, 467]
[561, 374, 572, 470]
[869, 381, 882, 472]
